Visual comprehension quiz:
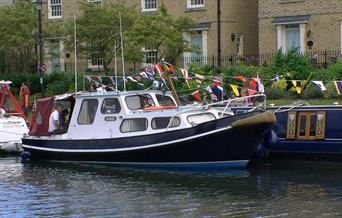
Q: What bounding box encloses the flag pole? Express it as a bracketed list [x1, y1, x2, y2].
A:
[114, 41, 118, 91]
[119, 11, 126, 92]
[74, 14, 78, 93]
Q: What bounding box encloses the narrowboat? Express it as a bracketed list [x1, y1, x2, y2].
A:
[21, 90, 276, 169]
[265, 105, 342, 158]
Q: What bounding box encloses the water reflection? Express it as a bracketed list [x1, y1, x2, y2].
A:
[0, 157, 342, 217]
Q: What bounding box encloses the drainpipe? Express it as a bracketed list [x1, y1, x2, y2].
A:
[217, 0, 221, 68]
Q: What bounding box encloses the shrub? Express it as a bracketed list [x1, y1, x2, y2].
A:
[265, 86, 288, 99]
[301, 84, 323, 99]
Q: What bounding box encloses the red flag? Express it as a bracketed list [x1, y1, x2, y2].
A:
[191, 90, 202, 102]
[154, 64, 164, 79]
[212, 79, 221, 87]
[234, 75, 246, 82]
[164, 63, 175, 74]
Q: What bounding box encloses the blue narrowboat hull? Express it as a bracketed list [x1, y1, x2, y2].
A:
[265, 105, 342, 158]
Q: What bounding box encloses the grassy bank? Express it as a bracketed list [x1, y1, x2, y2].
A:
[268, 98, 342, 106]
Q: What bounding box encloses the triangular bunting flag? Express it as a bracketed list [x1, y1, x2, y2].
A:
[312, 81, 327, 92]
[291, 80, 302, 94]
[230, 84, 240, 97]
[191, 90, 202, 102]
[334, 81, 342, 94]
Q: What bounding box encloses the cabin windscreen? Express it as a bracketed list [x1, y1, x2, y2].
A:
[156, 94, 175, 106]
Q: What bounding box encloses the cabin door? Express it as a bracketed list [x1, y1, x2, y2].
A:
[286, 111, 326, 140]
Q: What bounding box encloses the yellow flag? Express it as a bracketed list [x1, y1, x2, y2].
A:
[230, 84, 240, 97]
[291, 80, 302, 94]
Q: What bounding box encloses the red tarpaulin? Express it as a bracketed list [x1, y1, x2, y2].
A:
[29, 97, 54, 136]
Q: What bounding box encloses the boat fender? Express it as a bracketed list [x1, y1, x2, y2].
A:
[263, 130, 278, 147]
[1, 142, 22, 153]
[20, 151, 31, 163]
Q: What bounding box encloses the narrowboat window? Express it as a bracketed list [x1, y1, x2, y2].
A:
[309, 114, 317, 136]
[187, 113, 215, 125]
[151, 117, 181, 129]
[125, 94, 154, 110]
[156, 94, 175, 106]
[120, 118, 148, 133]
[101, 98, 121, 114]
[299, 114, 306, 136]
[77, 99, 98, 125]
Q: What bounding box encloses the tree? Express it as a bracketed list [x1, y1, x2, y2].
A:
[65, 1, 138, 73]
[127, 4, 195, 64]
[0, 1, 37, 73]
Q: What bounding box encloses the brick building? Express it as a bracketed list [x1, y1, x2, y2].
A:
[258, 0, 342, 54]
[37, 0, 258, 73]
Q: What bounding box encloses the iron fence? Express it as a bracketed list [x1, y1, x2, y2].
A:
[1, 50, 342, 74]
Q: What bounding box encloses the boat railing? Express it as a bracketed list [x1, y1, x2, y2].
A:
[272, 101, 309, 114]
[166, 94, 267, 129]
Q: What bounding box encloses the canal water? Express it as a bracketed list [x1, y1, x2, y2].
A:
[0, 156, 342, 217]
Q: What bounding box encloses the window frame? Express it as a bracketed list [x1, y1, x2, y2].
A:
[187, 0, 205, 9]
[141, 0, 158, 12]
[151, 116, 181, 130]
[87, 0, 102, 6]
[120, 118, 148, 133]
[77, 99, 99, 125]
[101, 98, 121, 114]
[142, 46, 158, 66]
[48, 0, 62, 19]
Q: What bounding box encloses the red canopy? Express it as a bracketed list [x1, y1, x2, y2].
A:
[29, 97, 54, 136]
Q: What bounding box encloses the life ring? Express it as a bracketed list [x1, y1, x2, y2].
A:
[143, 105, 177, 111]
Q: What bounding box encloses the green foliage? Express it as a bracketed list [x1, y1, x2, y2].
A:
[301, 84, 324, 99]
[65, 1, 138, 72]
[127, 4, 195, 62]
[265, 86, 288, 100]
[262, 49, 314, 81]
[0, 2, 37, 73]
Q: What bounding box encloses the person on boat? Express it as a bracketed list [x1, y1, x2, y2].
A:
[48, 103, 66, 135]
[60, 109, 70, 130]
[19, 82, 30, 116]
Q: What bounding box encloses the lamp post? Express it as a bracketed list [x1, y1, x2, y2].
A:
[32, 0, 45, 96]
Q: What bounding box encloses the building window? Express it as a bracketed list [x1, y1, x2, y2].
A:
[48, 0, 62, 19]
[77, 99, 98, 125]
[143, 47, 158, 65]
[285, 24, 300, 51]
[187, 0, 204, 8]
[141, 0, 157, 12]
[88, 0, 102, 6]
[190, 31, 203, 60]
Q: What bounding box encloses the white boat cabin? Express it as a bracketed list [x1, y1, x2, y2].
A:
[48, 90, 234, 140]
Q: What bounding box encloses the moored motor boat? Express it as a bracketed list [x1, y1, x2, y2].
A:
[0, 81, 28, 153]
[22, 90, 275, 169]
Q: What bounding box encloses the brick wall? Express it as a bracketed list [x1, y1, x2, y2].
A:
[259, 0, 342, 53]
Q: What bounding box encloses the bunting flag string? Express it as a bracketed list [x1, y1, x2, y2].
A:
[312, 81, 327, 92]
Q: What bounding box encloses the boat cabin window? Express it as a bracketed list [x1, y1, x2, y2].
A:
[120, 118, 148, 133]
[77, 99, 98, 125]
[187, 113, 215, 126]
[101, 98, 121, 114]
[286, 111, 326, 140]
[151, 117, 181, 129]
[156, 94, 175, 106]
[125, 94, 154, 110]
